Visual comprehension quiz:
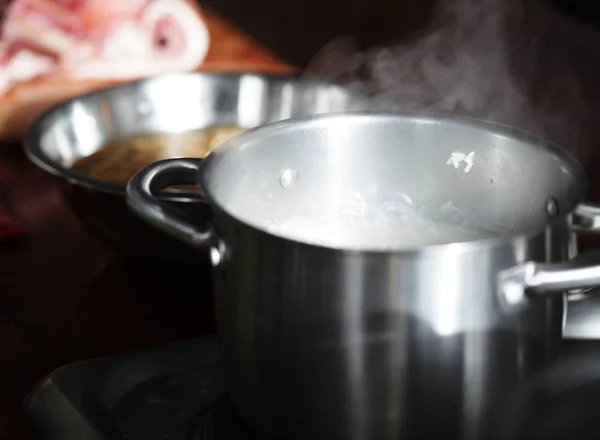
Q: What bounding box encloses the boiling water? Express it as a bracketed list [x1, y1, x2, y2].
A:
[243, 171, 504, 250]
[262, 202, 499, 250]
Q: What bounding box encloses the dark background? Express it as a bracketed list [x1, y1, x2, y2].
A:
[202, 0, 437, 66]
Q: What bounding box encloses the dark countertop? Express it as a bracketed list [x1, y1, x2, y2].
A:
[0, 143, 216, 439]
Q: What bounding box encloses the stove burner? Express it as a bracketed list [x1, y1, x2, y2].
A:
[189, 393, 254, 440]
[494, 353, 600, 440]
[23, 336, 600, 440]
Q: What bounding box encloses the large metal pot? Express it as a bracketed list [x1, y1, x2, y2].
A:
[126, 112, 600, 440]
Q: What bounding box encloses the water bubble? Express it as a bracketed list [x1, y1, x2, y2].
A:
[382, 204, 407, 220]
[437, 202, 466, 226]
[279, 168, 298, 189]
[380, 193, 415, 219]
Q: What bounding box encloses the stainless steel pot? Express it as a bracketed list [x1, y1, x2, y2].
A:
[126, 112, 600, 440]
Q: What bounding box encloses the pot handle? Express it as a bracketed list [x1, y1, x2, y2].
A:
[499, 202, 600, 309]
[126, 158, 221, 258]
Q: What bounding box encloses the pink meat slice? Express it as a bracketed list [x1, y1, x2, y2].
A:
[0, 0, 208, 94]
[2, 0, 147, 57]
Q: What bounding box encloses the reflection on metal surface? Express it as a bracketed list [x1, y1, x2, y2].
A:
[565, 290, 600, 339]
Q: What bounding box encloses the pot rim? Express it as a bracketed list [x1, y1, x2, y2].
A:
[199, 111, 587, 256]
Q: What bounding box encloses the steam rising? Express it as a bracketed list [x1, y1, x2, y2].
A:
[307, 0, 600, 165]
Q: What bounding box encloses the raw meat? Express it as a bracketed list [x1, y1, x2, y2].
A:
[0, 0, 210, 97]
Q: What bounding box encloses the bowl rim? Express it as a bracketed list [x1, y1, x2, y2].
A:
[23, 70, 362, 201]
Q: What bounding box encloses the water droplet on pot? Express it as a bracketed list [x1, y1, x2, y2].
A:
[279, 168, 298, 189]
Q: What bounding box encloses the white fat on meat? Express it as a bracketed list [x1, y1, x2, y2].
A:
[66, 0, 210, 78]
[2, 20, 75, 55]
[0, 48, 54, 96]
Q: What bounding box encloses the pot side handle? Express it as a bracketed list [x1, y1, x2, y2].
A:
[498, 202, 600, 310]
[126, 158, 218, 251]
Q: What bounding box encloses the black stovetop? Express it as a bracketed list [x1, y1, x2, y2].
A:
[23, 333, 600, 440]
[25, 336, 225, 440]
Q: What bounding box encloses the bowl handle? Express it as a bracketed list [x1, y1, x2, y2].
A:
[498, 202, 600, 310]
[126, 158, 223, 265]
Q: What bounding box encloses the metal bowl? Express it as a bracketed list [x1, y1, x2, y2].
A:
[24, 72, 370, 274]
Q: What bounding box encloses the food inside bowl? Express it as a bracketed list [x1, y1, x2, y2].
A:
[71, 124, 245, 185]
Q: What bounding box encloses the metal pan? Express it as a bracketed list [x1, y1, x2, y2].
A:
[24, 72, 372, 275]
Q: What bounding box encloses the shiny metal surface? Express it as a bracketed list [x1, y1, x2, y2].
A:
[126, 113, 600, 440]
[564, 291, 600, 339]
[24, 72, 370, 269]
[498, 203, 600, 307]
